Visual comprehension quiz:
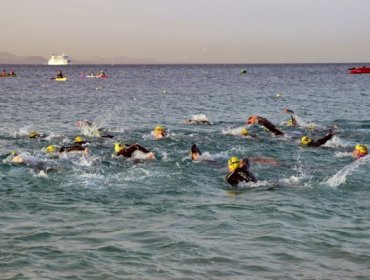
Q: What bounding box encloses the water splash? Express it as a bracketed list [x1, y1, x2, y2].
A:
[222, 126, 245, 136]
[185, 114, 210, 124]
[323, 135, 351, 148]
[324, 156, 369, 188]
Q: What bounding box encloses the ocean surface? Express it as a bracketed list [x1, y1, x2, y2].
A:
[0, 64, 370, 279]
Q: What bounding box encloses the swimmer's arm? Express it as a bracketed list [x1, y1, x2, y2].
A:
[315, 132, 335, 147]
[130, 144, 151, 154]
[256, 117, 284, 136]
[225, 171, 239, 185]
[244, 170, 258, 183]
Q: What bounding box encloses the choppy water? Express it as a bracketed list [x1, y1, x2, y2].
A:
[1, 64, 370, 279]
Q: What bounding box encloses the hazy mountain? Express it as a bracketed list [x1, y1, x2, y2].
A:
[0, 52, 46, 64]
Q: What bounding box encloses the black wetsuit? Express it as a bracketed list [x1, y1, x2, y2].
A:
[56, 71, 64, 78]
[74, 140, 89, 146]
[256, 116, 284, 136]
[225, 166, 258, 186]
[289, 115, 298, 126]
[306, 132, 334, 147]
[117, 144, 151, 158]
[59, 145, 87, 153]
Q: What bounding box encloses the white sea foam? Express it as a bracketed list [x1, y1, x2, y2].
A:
[73, 155, 101, 167]
[323, 135, 351, 148]
[222, 126, 245, 136]
[185, 114, 210, 124]
[324, 156, 369, 188]
[335, 151, 352, 158]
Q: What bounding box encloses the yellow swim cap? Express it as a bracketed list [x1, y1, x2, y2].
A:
[228, 156, 240, 171]
[355, 144, 368, 156]
[114, 143, 125, 153]
[75, 136, 84, 143]
[287, 119, 293, 126]
[301, 136, 312, 145]
[241, 128, 249, 136]
[28, 131, 40, 138]
[154, 125, 165, 132]
[46, 145, 56, 153]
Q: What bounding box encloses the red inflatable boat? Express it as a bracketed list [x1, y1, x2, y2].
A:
[348, 66, 370, 74]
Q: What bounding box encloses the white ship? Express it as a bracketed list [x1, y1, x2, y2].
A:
[47, 53, 71, 65]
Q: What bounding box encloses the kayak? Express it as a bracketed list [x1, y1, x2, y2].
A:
[348, 66, 370, 74]
[55, 77, 67, 81]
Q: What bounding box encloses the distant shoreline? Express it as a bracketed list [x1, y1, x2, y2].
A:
[0, 62, 369, 66]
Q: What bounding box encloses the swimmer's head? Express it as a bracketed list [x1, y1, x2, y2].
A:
[114, 143, 125, 153]
[247, 115, 258, 125]
[301, 136, 312, 145]
[76, 120, 83, 127]
[74, 136, 84, 143]
[154, 125, 165, 132]
[190, 144, 202, 160]
[28, 131, 40, 139]
[354, 144, 368, 158]
[241, 128, 249, 136]
[287, 119, 294, 126]
[46, 145, 56, 153]
[153, 125, 166, 139]
[228, 156, 240, 172]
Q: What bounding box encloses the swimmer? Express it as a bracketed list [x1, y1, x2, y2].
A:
[28, 130, 48, 139]
[185, 114, 210, 125]
[247, 115, 284, 136]
[225, 156, 258, 186]
[352, 144, 368, 159]
[74, 136, 89, 145]
[45, 145, 57, 154]
[43, 143, 88, 155]
[114, 143, 155, 159]
[282, 108, 298, 127]
[59, 145, 89, 155]
[7, 151, 56, 172]
[56, 70, 64, 79]
[186, 119, 211, 125]
[240, 127, 258, 139]
[301, 130, 335, 147]
[44, 145, 61, 159]
[190, 144, 202, 161]
[9, 152, 26, 163]
[152, 125, 166, 140]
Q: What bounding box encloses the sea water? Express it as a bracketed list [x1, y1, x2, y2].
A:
[0, 64, 370, 279]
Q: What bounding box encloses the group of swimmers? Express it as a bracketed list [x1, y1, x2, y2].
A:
[0, 69, 16, 77]
[4, 111, 369, 187]
[54, 70, 107, 79]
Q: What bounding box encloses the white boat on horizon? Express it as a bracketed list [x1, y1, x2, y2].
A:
[47, 53, 71, 65]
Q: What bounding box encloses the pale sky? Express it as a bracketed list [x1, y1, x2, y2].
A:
[1, 0, 370, 63]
